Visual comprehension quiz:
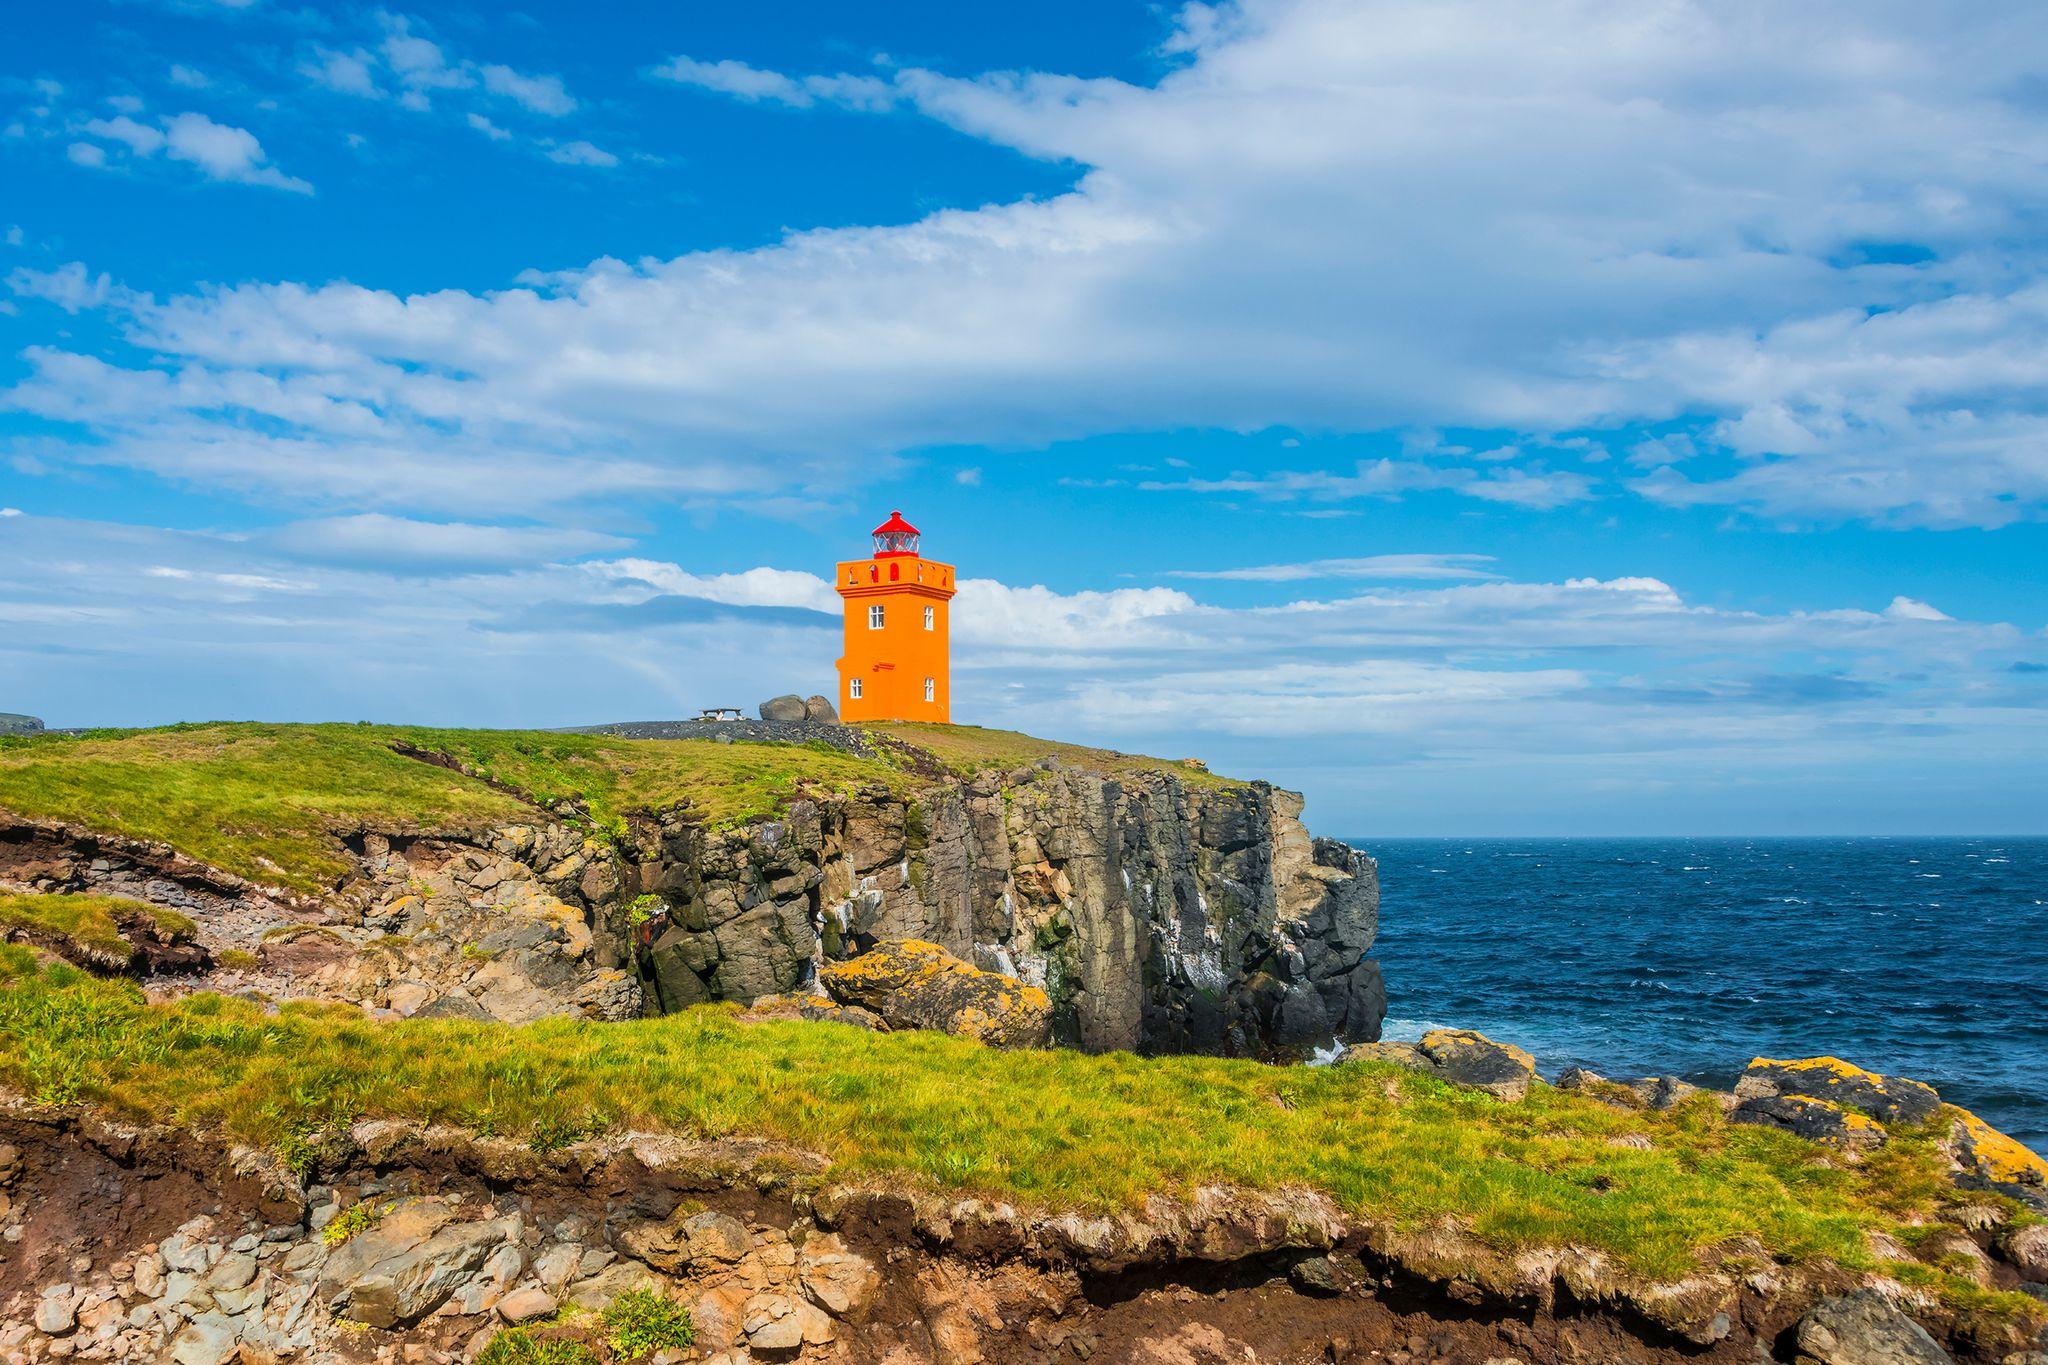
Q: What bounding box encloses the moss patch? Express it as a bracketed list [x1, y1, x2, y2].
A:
[0, 944, 2034, 1315]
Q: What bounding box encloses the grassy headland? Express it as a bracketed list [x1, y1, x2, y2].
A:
[0, 945, 2031, 1314]
[0, 722, 1237, 896]
[0, 723, 907, 894]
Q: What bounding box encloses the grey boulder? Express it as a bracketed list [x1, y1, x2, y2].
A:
[1793, 1290, 1951, 1365]
[758, 695, 807, 721]
[804, 694, 839, 722]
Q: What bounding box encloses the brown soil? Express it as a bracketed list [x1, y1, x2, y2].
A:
[0, 1106, 1892, 1365]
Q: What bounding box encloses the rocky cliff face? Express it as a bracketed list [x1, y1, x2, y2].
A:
[2, 754, 1382, 1058]
[632, 764, 1383, 1057]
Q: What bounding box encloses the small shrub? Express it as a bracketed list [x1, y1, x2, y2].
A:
[275, 1128, 319, 1178]
[474, 1330, 598, 1365]
[601, 1288, 694, 1360]
[528, 1111, 609, 1154]
[321, 1200, 389, 1248]
[217, 949, 259, 971]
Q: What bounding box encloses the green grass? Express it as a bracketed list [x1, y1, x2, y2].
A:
[0, 723, 905, 895]
[0, 891, 195, 961]
[0, 945, 2031, 1319]
[475, 1329, 598, 1365]
[866, 722, 1247, 789]
[602, 1289, 694, 1360]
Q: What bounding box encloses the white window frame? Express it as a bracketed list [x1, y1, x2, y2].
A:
[923, 605, 935, 631]
[868, 604, 885, 630]
[849, 677, 863, 699]
[923, 677, 936, 703]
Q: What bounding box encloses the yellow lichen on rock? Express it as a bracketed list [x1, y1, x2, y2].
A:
[819, 939, 1051, 1048]
[1944, 1105, 2048, 1186]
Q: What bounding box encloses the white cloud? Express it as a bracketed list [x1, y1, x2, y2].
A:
[161, 112, 311, 193]
[480, 64, 574, 116]
[1884, 595, 1953, 622]
[302, 49, 381, 99]
[81, 115, 166, 156]
[63, 103, 310, 194]
[651, 55, 902, 113]
[7, 264, 127, 314]
[298, 15, 583, 154]
[654, 56, 801, 103]
[16, 0, 2048, 527]
[168, 65, 211, 90]
[545, 140, 617, 168]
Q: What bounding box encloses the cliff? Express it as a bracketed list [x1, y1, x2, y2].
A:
[633, 765, 1382, 1056]
[0, 725, 2045, 1364]
[0, 721, 1382, 1058]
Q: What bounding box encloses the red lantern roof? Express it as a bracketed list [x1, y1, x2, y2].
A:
[872, 510, 919, 537]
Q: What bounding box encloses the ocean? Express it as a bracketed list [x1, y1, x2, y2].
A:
[1356, 837, 2048, 1147]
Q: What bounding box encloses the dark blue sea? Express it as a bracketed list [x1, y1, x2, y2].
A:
[1357, 838, 2048, 1147]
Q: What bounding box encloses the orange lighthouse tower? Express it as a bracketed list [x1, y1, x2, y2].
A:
[835, 511, 955, 723]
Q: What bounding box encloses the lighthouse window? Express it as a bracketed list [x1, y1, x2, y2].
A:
[868, 605, 885, 629]
[923, 606, 935, 631]
[849, 678, 863, 699]
[923, 677, 935, 702]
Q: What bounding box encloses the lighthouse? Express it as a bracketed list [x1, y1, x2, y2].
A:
[834, 511, 956, 722]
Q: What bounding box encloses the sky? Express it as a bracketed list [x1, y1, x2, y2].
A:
[2, 0, 2046, 837]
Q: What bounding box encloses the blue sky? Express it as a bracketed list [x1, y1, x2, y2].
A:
[3, 0, 2046, 835]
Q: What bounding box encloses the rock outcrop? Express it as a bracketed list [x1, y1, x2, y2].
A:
[1793, 1290, 1954, 1364]
[818, 939, 1051, 1047]
[1732, 1058, 1942, 1156]
[3, 737, 1382, 1059]
[642, 768, 1382, 1057]
[1339, 1028, 1538, 1101]
[0, 714, 40, 737]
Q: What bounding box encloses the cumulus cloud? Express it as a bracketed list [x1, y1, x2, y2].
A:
[161, 112, 311, 192]
[62, 104, 309, 193]
[13, 0, 2048, 528]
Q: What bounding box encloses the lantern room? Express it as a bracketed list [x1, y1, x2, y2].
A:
[834, 511, 955, 723]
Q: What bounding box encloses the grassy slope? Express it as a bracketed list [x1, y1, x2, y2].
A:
[0, 722, 1229, 897]
[0, 946, 2032, 1315]
[865, 722, 1246, 790]
[0, 723, 905, 895]
[0, 891, 195, 958]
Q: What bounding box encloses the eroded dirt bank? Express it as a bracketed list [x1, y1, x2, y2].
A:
[3, 1101, 2035, 1365]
